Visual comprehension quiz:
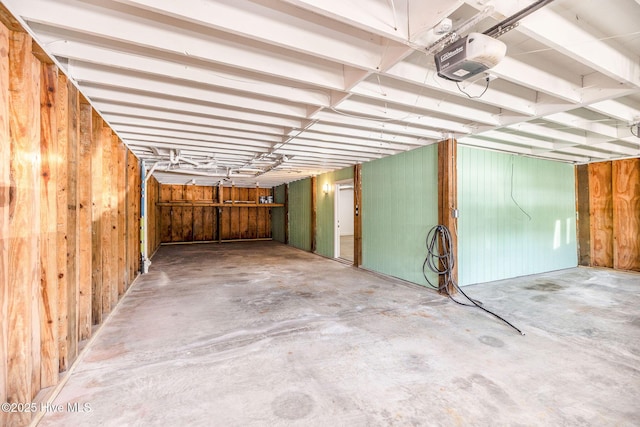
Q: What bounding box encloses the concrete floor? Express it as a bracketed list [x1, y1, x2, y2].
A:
[37, 241, 639, 426]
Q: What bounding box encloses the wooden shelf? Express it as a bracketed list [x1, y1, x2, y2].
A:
[156, 202, 284, 208]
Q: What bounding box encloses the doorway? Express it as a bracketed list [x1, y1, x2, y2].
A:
[334, 179, 354, 262]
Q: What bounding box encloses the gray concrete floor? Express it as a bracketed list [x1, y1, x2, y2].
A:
[38, 241, 639, 426]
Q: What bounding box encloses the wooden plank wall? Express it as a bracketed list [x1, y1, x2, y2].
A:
[158, 184, 274, 243]
[0, 15, 142, 426]
[0, 21, 9, 427]
[579, 160, 640, 272]
[146, 176, 161, 256]
[612, 159, 640, 270]
[575, 164, 591, 266]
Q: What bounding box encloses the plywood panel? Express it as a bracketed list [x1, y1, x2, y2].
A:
[171, 206, 183, 242]
[66, 81, 80, 367]
[160, 206, 172, 243]
[171, 184, 184, 201]
[126, 151, 136, 284]
[230, 207, 240, 240]
[221, 207, 231, 240]
[589, 162, 614, 268]
[248, 206, 258, 239]
[109, 134, 119, 306]
[90, 112, 103, 325]
[184, 184, 194, 201]
[182, 206, 194, 241]
[160, 184, 172, 243]
[147, 176, 161, 254]
[39, 62, 59, 388]
[65, 83, 80, 366]
[135, 162, 141, 273]
[8, 29, 40, 418]
[203, 186, 214, 201]
[116, 141, 126, 297]
[55, 73, 69, 373]
[160, 184, 172, 202]
[612, 158, 640, 271]
[100, 126, 113, 316]
[78, 102, 92, 340]
[193, 205, 204, 241]
[0, 23, 10, 422]
[203, 206, 215, 241]
[576, 164, 591, 266]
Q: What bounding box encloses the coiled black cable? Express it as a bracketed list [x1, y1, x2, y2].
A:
[422, 225, 525, 335]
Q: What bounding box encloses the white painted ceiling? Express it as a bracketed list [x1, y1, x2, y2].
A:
[5, 0, 640, 187]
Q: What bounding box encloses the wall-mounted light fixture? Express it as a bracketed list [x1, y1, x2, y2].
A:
[323, 183, 330, 194]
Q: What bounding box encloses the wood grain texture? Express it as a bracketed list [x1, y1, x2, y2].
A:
[612, 158, 640, 271]
[0, 23, 9, 424]
[127, 151, 139, 280]
[65, 82, 80, 368]
[109, 134, 119, 307]
[589, 162, 614, 268]
[438, 139, 458, 294]
[8, 30, 40, 422]
[78, 102, 92, 340]
[157, 184, 274, 243]
[576, 164, 591, 266]
[90, 112, 103, 325]
[39, 62, 59, 388]
[55, 73, 69, 373]
[116, 141, 125, 297]
[100, 126, 113, 316]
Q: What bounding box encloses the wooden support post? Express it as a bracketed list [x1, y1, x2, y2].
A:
[311, 176, 317, 252]
[66, 80, 80, 367]
[91, 112, 103, 325]
[55, 73, 69, 372]
[39, 61, 59, 388]
[101, 125, 113, 316]
[218, 182, 223, 243]
[78, 101, 92, 340]
[353, 164, 363, 267]
[437, 138, 458, 295]
[8, 29, 40, 419]
[284, 184, 289, 245]
[0, 23, 9, 423]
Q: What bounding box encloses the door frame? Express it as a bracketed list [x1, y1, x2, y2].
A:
[334, 179, 354, 259]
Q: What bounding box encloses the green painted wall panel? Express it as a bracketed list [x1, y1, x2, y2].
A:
[361, 145, 439, 286]
[315, 167, 354, 258]
[288, 178, 312, 251]
[457, 146, 577, 286]
[271, 185, 286, 243]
